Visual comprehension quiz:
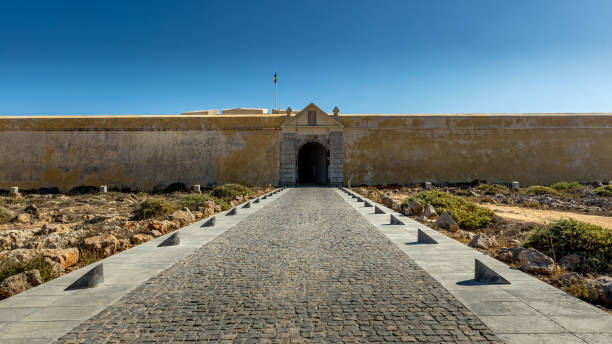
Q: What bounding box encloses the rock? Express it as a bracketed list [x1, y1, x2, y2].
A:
[380, 193, 394, 207]
[559, 254, 581, 272]
[24, 204, 39, 216]
[150, 230, 163, 237]
[117, 239, 131, 251]
[0, 229, 35, 250]
[131, 233, 154, 245]
[497, 246, 525, 263]
[587, 276, 612, 306]
[43, 248, 79, 269]
[406, 201, 424, 216]
[469, 234, 497, 249]
[35, 223, 70, 236]
[214, 205, 222, 213]
[424, 204, 438, 219]
[435, 212, 459, 231]
[193, 211, 203, 219]
[0, 270, 43, 297]
[79, 233, 119, 257]
[518, 248, 555, 275]
[0, 248, 40, 263]
[147, 221, 163, 231]
[167, 208, 195, 227]
[43, 257, 63, 278]
[560, 272, 582, 286]
[16, 213, 30, 224]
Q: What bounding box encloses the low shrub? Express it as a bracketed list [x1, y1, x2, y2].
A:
[524, 185, 559, 196]
[132, 198, 178, 220]
[403, 191, 494, 230]
[211, 184, 251, 200]
[0, 206, 14, 223]
[594, 185, 612, 197]
[551, 181, 584, 193]
[179, 193, 213, 211]
[524, 219, 612, 273]
[476, 183, 510, 195]
[0, 256, 55, 283]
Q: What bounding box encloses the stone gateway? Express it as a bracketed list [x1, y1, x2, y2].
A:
[0, 103, 611, 191]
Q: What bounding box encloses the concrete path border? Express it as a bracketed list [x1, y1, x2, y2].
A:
[336, 187, 612, 344]
[0, 188, 288, 343]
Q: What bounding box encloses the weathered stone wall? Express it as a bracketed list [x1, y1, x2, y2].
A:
[1, 112, 611, 191]
[0, 115, 284, 192]
[341, 114, 612, 185]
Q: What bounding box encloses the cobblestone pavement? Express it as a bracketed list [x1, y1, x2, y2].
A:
[56, 188, 501, 343]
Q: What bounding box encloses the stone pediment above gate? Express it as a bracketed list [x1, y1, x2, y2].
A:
[281, 103, 343, 130]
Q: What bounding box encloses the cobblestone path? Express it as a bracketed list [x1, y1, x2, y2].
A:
[57, 188, 501, 343]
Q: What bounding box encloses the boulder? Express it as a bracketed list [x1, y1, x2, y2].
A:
[150, 230, 163, 237]
[43, 257, 63, 278]
[79, 233, 119, 257]
[560, 272, 583, 286]
[497, 246, 525, 263]
[424, 204, 438, 219]
[43, 248, 79, 269]
[16, 213, 30, 224]
[435, 212, 459, 232]
[406, 201, 424, 217]
[0, 270, 43, 297]
[587, 276, 612, 306]
[131, 233, 154, 245]
[0, 229, 35, 250]
[214, 205, 222, 213]
[35, 223, 70, 236]
[167, 208, 195, 227]
[117, 239, 131, 251]
[0, 248, 40, 264]
[380, 194, 394, 207]
[518, 248, 555, 275]
[24, 204, 39, 216]
[469, 234, 497, 250]
[559, 254, 581, 272]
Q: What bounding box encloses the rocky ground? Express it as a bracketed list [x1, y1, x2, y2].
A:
[0, 185, 271, 299]
[352, 183, 612, 313]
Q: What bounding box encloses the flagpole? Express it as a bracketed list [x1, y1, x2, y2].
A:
[275, 77, 277, 110]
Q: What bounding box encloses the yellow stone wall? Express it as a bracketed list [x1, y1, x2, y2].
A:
[0, 112, 610, 191]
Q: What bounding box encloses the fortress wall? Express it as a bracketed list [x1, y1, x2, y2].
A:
[0, 116, 285, 192]
[341, 114, 612, 185]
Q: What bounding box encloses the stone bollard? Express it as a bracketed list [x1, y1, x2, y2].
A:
[193, 184, 201, 193]
[424, 182, 432, 189]
[474, 259, 510, 284]
[158, 232, 180, 247]
[65, 264, 104, 291]
[99, 185, 108, 193]
[9, 186, 19, 195]
[511, 181, 520, 191]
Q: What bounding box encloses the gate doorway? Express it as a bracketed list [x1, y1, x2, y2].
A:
[298, 142, 328, 185]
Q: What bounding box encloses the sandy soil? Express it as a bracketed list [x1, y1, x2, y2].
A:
[482, 204, 612, 229]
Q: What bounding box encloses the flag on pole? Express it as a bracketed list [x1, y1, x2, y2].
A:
[274, 73, 277, 84]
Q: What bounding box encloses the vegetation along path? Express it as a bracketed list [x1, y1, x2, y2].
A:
[56, 188, 500, 343]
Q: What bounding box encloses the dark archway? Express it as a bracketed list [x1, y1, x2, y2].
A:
[298, 142, 328, 185]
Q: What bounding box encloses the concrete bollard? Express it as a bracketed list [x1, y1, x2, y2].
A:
[226, 207, 238, 216]
[65, 264, 104, 291]
[390, 214, 404, 225]
[193, 184, 201, 193]
[254, 198, 260, 204]
[511, 181, 520, 191]
[99, 185, 108, 193]
[158, 232, 180, 247]
[374, 206, 385, 214]
[242, 201, 251, 209]
[474, 259, 510, 284]
[363, 201, 373, 207]
[9, 186, 19, 195]
[424, 181, 432, 189]
[417, 229, 438, 244]
[201, 216, 216, 227]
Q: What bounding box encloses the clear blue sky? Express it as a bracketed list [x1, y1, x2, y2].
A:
[1, 0, 612, 115]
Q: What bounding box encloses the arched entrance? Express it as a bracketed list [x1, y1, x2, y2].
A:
[298, 142, 328, 185]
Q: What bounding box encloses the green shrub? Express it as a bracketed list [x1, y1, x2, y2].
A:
[524, 185, 559, 196]
[594, 185, 612, 197]
[0, 206, 14, 223]
[403, 191, 494, 230]
[476, 183, 510, 195]
[211, 184, 251, 200]
[524, 219, 612, 273]
[0, 256, 56, 283]
[132, 198, 178, 220]
[179, 193, 213, 211]
[0, 197, 25, 205]
[551, 181, 584, 193]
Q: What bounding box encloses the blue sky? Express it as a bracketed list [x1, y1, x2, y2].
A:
[1, 0, 612, 115]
